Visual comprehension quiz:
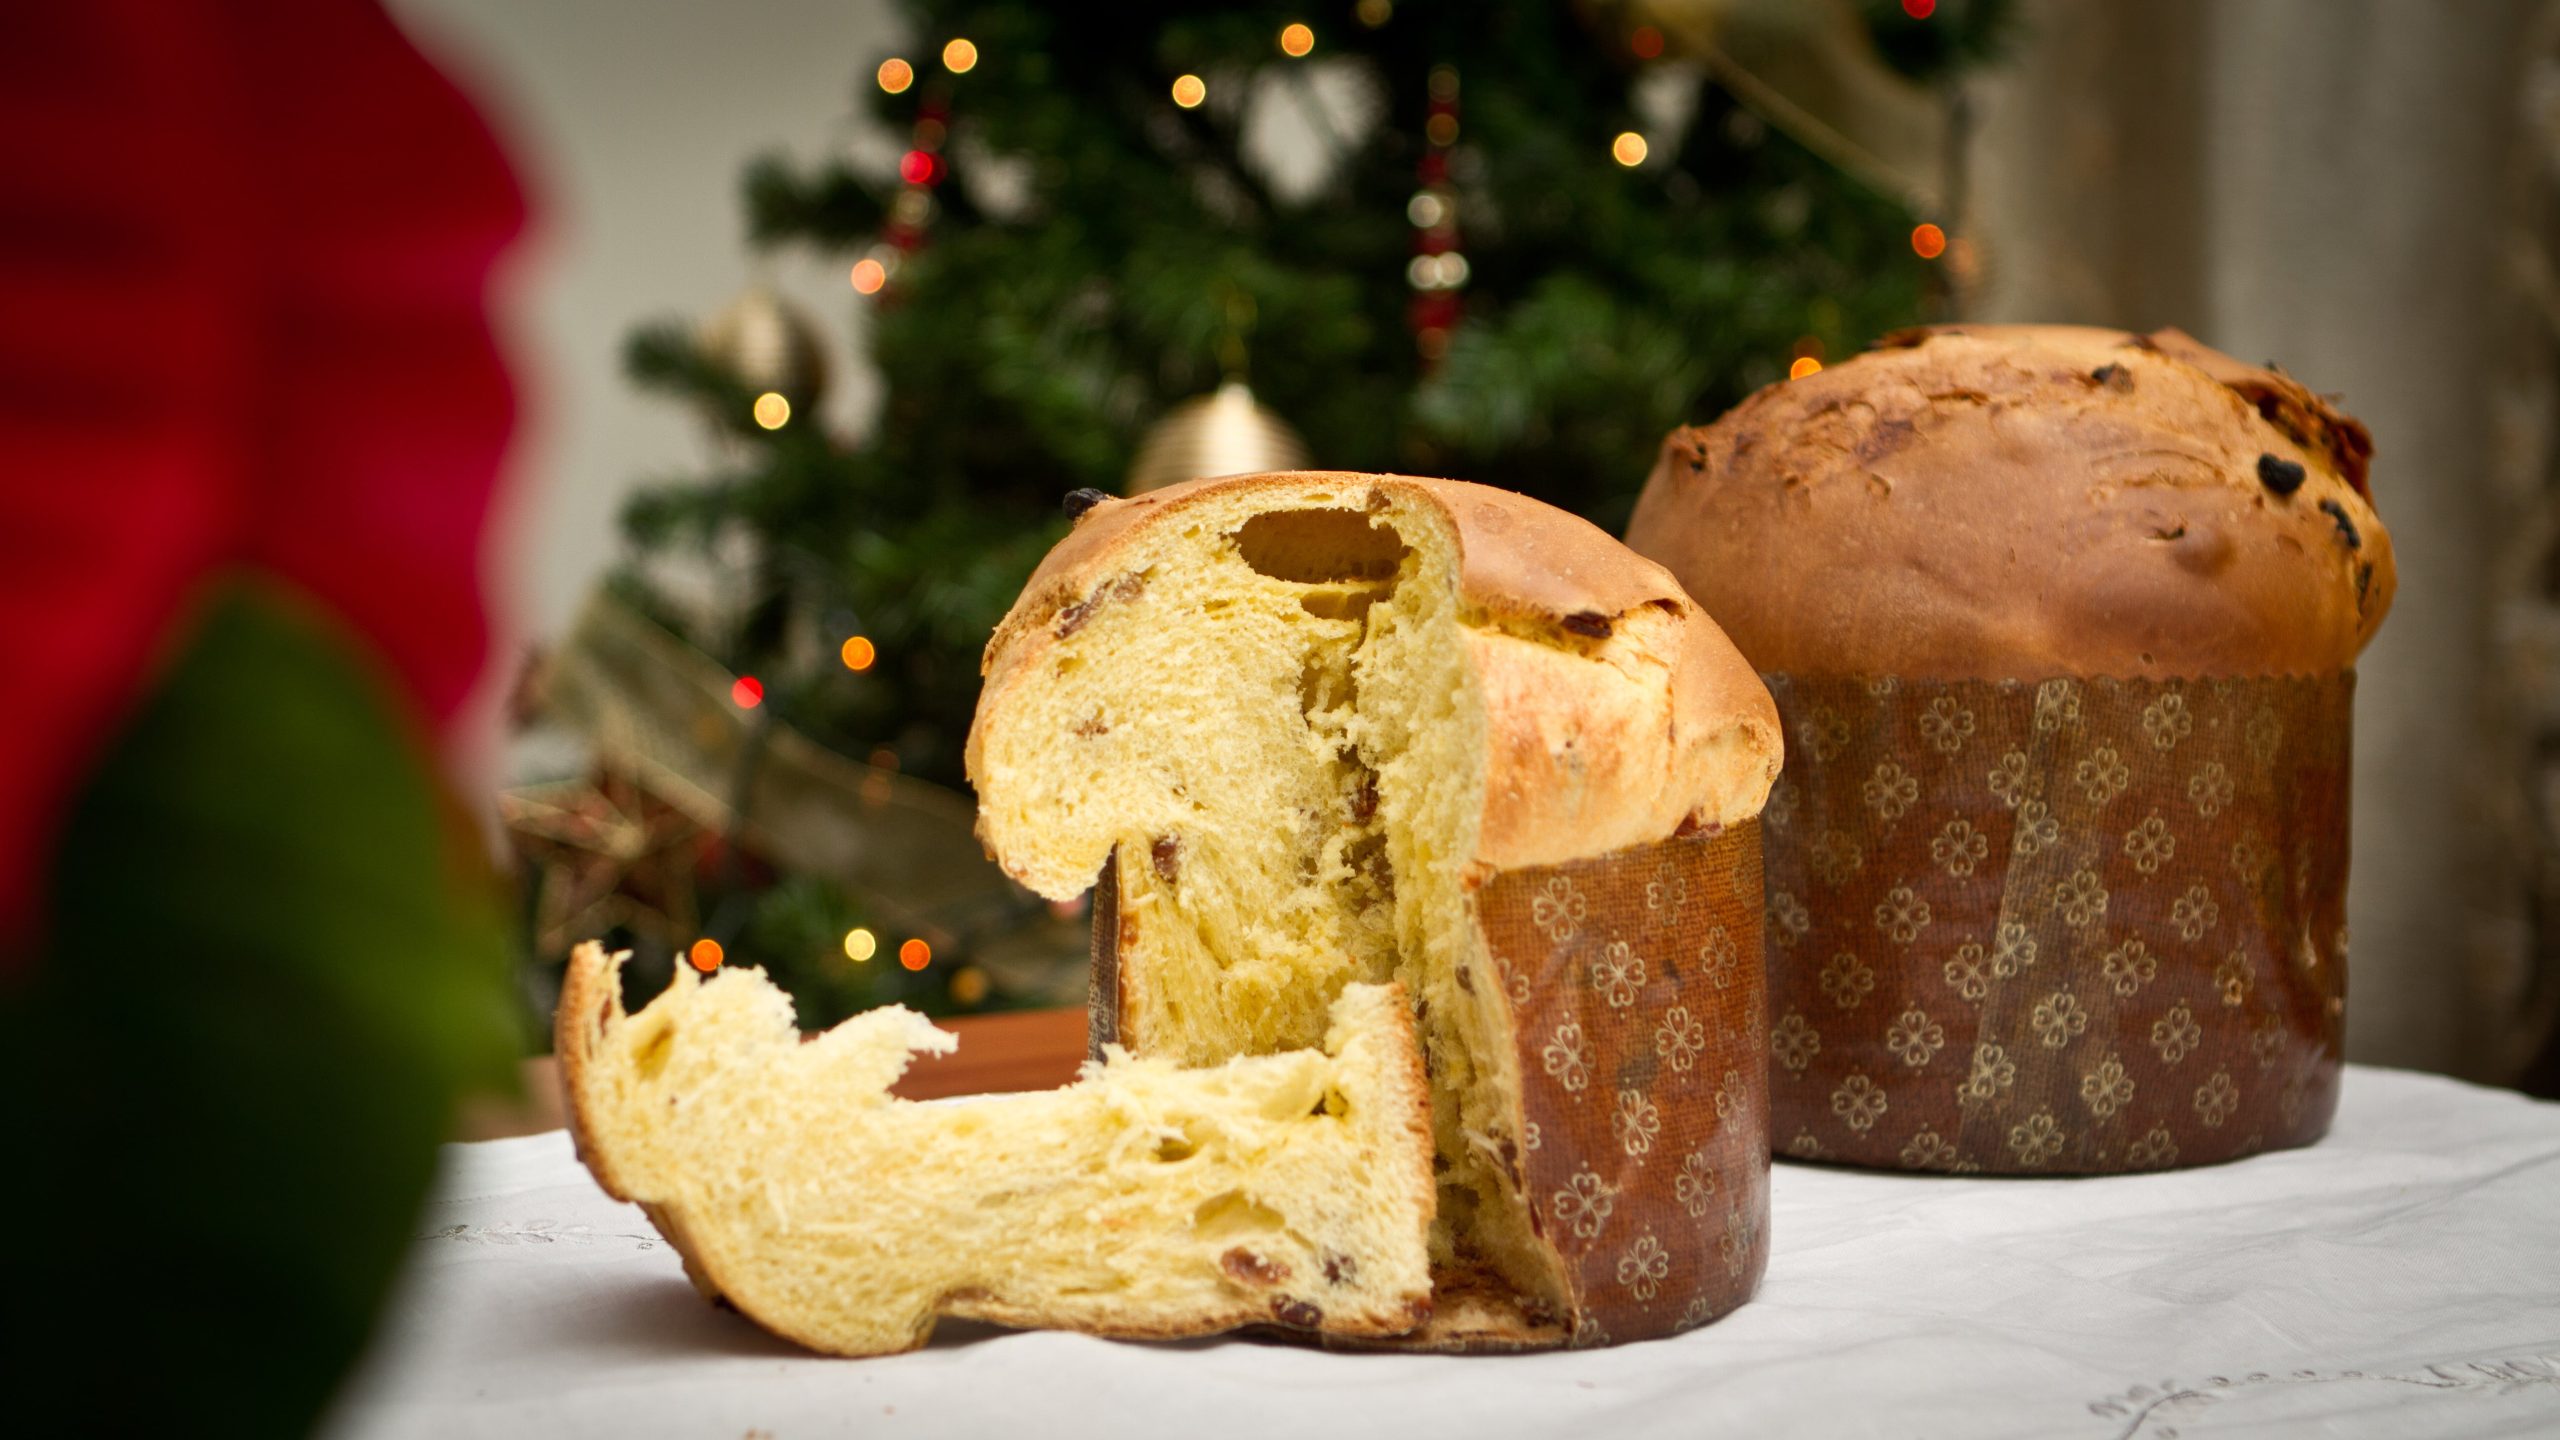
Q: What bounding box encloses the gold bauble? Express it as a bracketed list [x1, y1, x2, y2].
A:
[1125, 381, 1311, 494]
[699, 284, 832, 415]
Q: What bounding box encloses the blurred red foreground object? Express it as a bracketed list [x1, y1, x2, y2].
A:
[0, 0, 524, 961]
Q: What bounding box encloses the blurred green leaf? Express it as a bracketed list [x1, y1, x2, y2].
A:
[3, 582, 519, 1435]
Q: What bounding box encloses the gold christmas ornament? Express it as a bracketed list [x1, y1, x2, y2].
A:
[700, 284, 832, 420]
[1124, 381, 1311, 495]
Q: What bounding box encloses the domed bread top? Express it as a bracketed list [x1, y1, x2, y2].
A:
[970, 471, 1780, 882]
[1624, 325, 2394, 681]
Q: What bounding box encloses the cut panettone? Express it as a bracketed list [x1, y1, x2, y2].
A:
[967, 472, 1783, 1348]
[556, 943, 1435, 1357]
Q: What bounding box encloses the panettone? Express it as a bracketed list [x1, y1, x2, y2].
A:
[968, 472, 1782, 1348]
[1626, 325, 2393, 1174]
[556, 944, 1436, 1356]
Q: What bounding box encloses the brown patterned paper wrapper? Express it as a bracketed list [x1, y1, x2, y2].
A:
[1091, 824, 1772, 1350]
[1758, 673, 2352, 1175]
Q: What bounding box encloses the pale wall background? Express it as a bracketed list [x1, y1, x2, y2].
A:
[391, 0, 901, 648]
[394, 0, 2549, 1083]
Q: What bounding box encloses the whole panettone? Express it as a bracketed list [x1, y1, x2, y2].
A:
[1626, 325, 2392, 1175]
[969, 472, 1782, 1348]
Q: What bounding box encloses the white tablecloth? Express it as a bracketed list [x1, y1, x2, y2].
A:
[326, 1065, 2560, 1439]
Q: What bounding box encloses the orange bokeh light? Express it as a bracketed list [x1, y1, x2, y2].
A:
[877, 58, 914, 94]
[1172, 74, 1206, 108]
[1631, 26, 1664, 59]
[1911, 223, 1948, 259]
[1280, 23, 1314, 57]
[841, 635, 877, 671]
[1789, 356, 1823, 380]
[689, 938, 724, 972]
[850, 259, 887, 295]
[899, 938, 932, 970]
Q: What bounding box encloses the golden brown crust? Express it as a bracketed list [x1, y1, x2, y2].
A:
[968, 471, 1780, 878]
[1625, 325, 2395, 680]
[554, 941, 635, 1203]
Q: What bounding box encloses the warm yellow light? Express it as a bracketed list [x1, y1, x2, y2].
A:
[1171, 73, 1206, 108]
[843, 928, 877, 962]
[942, 38, 978, 73]
[950, 965, 990, 1005]
[841, 634, 877, 671]
[1357, 0, 1393, 27]
[1911, 222, 1948, 259]
[1280, 23, 1315, 57]
[877, 57, 913, 94]
[1789, 356, 1823, 380]
[850, 258, 887, 295]
[752, 392, 791, 429]
[1612, 131, 1649, 167]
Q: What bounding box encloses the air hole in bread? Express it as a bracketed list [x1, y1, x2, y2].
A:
[1234, 509, 1410, 583]
[630, 1016, 677, 1082]
[1152, 1133, 1199, 1163]
[1192, 1190, 1287, 1238]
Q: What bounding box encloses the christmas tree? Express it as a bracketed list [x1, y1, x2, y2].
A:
[565, 0, 2012, 1019]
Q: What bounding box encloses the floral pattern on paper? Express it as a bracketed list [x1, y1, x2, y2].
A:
[1931, 817, 1991, 877]
[2081, 1054, 2135, 1119]
[1589, 942, 1647, 1009]
[1481, 823, 1768, 1345]
[1532, 877, 1587, 944]
[1831, 1073, 1888, 1133]
[1886, 1008, 1946, 1069]
[1750, 673, 2350, 1177]
[1820, 952, 1877, 1010]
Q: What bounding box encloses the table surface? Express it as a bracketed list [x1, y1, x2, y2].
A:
[330, 1065, 2560, 1440]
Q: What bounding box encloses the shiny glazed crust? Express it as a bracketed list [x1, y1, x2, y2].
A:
[1625, 325, 2394, 680]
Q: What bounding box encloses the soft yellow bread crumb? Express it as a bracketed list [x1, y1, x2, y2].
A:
[557, 943, 1435, 1357]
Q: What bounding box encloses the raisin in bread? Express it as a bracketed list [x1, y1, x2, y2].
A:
[966, 472, 1783, 1348]
[557, 943, 1434, 1356]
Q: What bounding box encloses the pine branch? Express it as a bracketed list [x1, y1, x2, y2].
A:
[742, 153, 889, 248]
